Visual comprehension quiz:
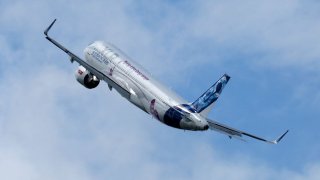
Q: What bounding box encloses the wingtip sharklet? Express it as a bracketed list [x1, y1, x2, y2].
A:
[270, 129, 289, 144]
[44, 19, 57, 36]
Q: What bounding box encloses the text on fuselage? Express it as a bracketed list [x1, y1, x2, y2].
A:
[123, 60, 149, 80]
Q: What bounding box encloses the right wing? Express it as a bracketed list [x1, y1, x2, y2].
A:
[44, 19, 130, 99]
[206, 118, 289, 144]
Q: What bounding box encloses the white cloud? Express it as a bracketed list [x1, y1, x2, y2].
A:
[188, 0, 320, 70]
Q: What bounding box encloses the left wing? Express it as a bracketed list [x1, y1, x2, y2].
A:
[206, 118, 289, 144]
[44, 19, 130, 99]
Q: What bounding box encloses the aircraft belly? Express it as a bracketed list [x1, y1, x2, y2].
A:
[109, 71, 186, 129]
[111, 70, 148, 112]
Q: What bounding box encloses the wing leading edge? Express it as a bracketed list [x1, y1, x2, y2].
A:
[206, 118, 289, 144]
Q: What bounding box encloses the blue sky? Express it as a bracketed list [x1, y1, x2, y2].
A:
[0, 0, 319, 179]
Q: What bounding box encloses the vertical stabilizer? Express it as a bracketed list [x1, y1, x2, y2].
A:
[192, 74, 230, 116]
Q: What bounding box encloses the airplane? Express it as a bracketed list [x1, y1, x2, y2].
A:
[44, 19, 288, 144]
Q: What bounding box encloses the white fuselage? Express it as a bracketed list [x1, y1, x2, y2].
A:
[84, 41, 208, 131]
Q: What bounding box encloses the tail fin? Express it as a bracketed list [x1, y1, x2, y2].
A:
[191, 74, 230, 116]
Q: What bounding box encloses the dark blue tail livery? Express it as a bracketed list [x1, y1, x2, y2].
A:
[192, 74, 230, 113]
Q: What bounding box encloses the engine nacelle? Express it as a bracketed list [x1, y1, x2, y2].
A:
[75, 66, 100, 89]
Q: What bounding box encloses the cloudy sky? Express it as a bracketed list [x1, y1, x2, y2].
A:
[0, 0, 319, 179]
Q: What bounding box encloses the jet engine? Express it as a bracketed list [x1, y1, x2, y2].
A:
[75, 66, 100, 89]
